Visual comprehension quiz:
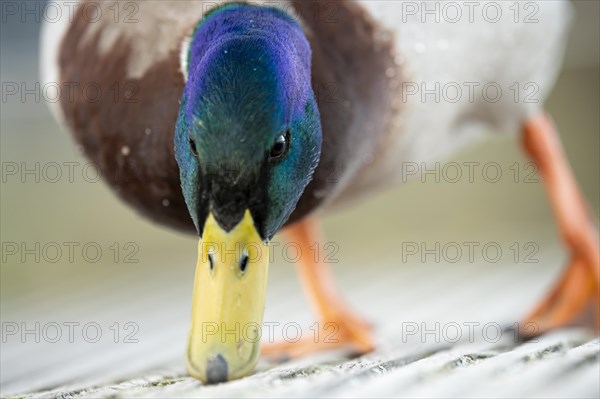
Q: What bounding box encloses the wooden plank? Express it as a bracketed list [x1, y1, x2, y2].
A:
[3, 242, 598, 398]
[15, 333, 598, 398]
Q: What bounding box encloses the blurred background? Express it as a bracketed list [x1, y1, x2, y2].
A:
[1, 0, 598, 396]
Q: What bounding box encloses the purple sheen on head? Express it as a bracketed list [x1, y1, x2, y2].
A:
[185, 4, 312, 134]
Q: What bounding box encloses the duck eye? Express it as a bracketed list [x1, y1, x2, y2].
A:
[189, 137, 198, 156]
[269, 130, 289, 161]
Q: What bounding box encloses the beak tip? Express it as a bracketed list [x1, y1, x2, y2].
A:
[206, 354, 229, 384]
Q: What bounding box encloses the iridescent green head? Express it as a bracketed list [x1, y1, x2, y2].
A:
[175, 3, 321, 240]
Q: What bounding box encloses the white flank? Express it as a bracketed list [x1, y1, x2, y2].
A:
[39, 0, 74, 123]
[179, 35, 192, 82]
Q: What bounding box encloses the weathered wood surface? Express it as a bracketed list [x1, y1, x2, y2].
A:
[3, 242, 599, 398]
[15, 332, 600, 399]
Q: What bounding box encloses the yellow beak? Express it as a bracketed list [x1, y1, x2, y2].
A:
[186, 210, 269, 383]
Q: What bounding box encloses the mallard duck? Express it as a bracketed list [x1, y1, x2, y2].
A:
[42, 0, 599, 384]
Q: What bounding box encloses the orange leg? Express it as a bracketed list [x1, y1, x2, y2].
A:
[520, 113, 600, 336]
[261, 218, 374, 360]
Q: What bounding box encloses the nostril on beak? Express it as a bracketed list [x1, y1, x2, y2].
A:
[239, 253, 249, 273]
[207, 252, 215, 271]
[206, 354, 228, 384]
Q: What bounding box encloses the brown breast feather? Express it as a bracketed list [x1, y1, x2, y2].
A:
[59, 7, 194, 233]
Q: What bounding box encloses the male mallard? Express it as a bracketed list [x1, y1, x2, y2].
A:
[42, 0, 598, 384]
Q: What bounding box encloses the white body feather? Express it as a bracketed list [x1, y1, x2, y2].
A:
[353, 0, 572, 187]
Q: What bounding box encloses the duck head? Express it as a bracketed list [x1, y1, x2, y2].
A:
[174, 4, 321, 383]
